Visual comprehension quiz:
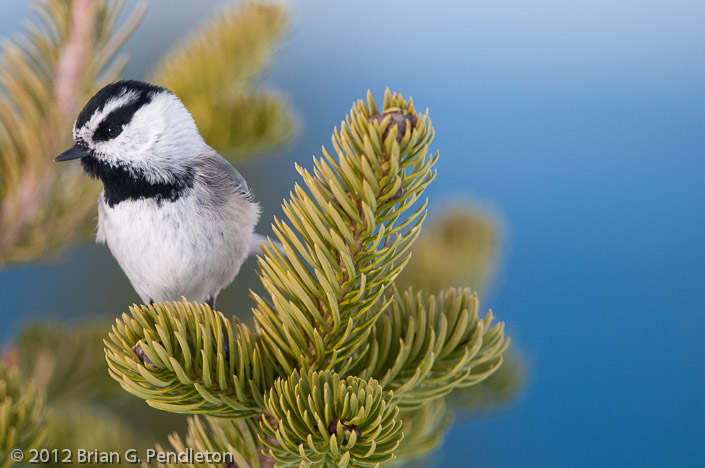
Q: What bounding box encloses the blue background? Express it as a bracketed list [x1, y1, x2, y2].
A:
[1, 1, 704, 467]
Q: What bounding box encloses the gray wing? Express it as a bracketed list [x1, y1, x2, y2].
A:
[194, 151, 285, 256]
[193, 151, 253, 205]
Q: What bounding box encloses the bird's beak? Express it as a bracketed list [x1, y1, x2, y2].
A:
[55, 145, 90, 162]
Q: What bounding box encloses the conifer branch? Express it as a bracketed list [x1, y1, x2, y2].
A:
[351, 288, 509, 408]
[253, 89, 437, 374]
[104, 299, 274, 418]
[100, 90, 511, 466]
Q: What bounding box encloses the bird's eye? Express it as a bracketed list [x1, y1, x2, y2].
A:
[106, 126, 118, 137]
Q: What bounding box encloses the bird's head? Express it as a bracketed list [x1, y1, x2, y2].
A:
[55, 80, 206, 184]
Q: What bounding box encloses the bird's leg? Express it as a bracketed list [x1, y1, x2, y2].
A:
[205, 296, 216, 310]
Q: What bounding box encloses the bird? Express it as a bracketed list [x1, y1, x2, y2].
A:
[55, 79, 264, 309]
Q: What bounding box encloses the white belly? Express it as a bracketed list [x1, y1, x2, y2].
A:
[97, 192, 251, 304]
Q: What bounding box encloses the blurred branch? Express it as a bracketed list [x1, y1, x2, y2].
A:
[392, 399, 452, 462]
[0, 361, 46, 468]
[12, 321, 191, 467]
[396, 205, 500, 294]
[39, 408, 138, 468]
[447, 349, 525, 418]
[53, 0, 97, 119]
[150, 1, 297, 159]
[16, 322, 122, 404]
[157, 416, 265, 468]
[0, 0, 145, 266]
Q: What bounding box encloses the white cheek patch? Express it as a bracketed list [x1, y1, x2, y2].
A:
[109, 93, 203, 174]
[92, 98, 168, 175]
[127, 99, 167, 155]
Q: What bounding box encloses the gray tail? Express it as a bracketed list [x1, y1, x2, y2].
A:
[249, 233, 284, 256]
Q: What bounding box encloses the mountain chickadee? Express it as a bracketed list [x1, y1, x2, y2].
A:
[55, 80, 264, 308]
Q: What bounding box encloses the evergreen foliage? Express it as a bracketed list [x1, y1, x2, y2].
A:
[105, 300, 273, 418]
[260, 370, 402, 468]
[391, 399, 451, 461]
[39, 409, 138, 468]
[105, 90, 511, 466]
[0, 363, 46, 468]
[350, 287, 508, 408]
[252, 91, 436, 375]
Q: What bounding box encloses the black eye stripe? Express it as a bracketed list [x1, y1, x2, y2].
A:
[75, 80, 169, 139]
[93, 92, 152, 142]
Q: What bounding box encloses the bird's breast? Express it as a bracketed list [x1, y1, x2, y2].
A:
[97, 191, 250, 303]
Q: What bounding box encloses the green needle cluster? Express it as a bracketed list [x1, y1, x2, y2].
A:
[105, 300, 272, 418]
[260, 370, 402, 468]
